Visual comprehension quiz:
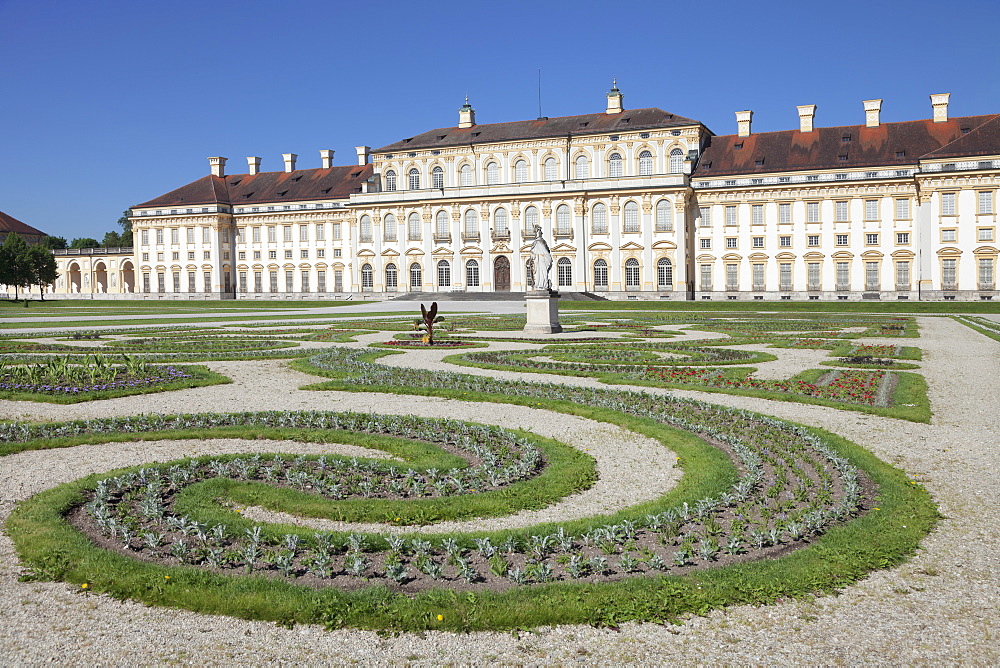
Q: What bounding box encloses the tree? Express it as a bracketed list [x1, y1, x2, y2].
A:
[26, 245, 58, 300]
[41, 235, 67, 250]
[69, 237, 100, 249]
[0, 233, 32, 300]
[116, 210, 133, 247]
[102, 230, 122, 247]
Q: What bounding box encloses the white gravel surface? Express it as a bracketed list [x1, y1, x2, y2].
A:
[0, 314, 997, 665]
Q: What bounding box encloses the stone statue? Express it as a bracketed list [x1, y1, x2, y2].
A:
[529, 226, 552, 292]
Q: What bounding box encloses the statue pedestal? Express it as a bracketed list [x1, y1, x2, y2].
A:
[523, 290, 562, 334]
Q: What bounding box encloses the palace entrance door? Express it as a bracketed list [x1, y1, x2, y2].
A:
[494, 256, 510, 291]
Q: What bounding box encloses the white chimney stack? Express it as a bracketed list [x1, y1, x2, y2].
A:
[797, 104, 817, 133]
[208, 156, 227, 177]
[931, 93, 950, 123]
[736, 110, 753, 137]
[247, 156, 261, 175]
[458, 96, 476, 128]
[320, 149, 335, 169]
[282, 153, 297, 173]
[355, 146, 370, 165]
[863, 99, 882, 128]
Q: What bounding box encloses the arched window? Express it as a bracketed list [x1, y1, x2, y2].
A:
[593, 259, 609, 289]
[460, 164, 473, 186]
[657, 258, 673, 290]
[669, 148, 684, 174]
[608, 152, 623, 178]
[407, 212, 421, 240]
[383, 213, 397, 240]
[574, 155, 589, 179]
[408, 168, 420, 190]
[556, 204, 571, 234]
[466, 259, 480, 287]
[494, 208, 509, 235]
[432, 166, 444, 189]
[623, 201, 640, 233]
[359, 215, 372, 242]
[385, 263, 398, 290]
[514, 159, 528, 183]
[592, 202, 608, 233]
[409, 262, 422, 289]
[384, 170, 396, 191]
[435, 210, 449, 238]
[437, 260, 451, 288]
[486, 161, 499, 185]
[557, 257, 572, 287]
[524, 205, 539, 233]
[464, 209, 479, 238]
[361, 263, 373, 289]
[638, 150, 654, 176]
[655, 200, 673, 232]
[544, 157, 557, 181]
[625, 258, 641, 289]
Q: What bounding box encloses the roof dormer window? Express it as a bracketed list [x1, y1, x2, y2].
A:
[734, 142, 744, 150]
[754, 158, 764, 166]
[842, 135, 852, 143]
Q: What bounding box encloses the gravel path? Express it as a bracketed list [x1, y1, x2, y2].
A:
[0, 316, 997, 664]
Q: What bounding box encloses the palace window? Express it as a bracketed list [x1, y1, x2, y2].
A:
[494, 208, 508, 235]
[316, 223, 325, 240]
[700, 238, 711, 249]
[896, 261, 910, 287]
[284, 226, 292, 242]
[700, 264, 713, 291]
[460, 164, 473, 186]
[437, 260, 451, 287]
[865, 261, 880, 290]
[865, 200, 879, 221]
[753, 264, 765, 290]
[466, 259, 480, 287]
[286, 270, 294, 292]
[544, 157, 558, 181]
[593, 259, 608, 289]
[384, 170, 396, 191]
[835, 201, 849, 222]
[410, 262, 422, 288]
[657, 258, 673, 289]
[897, 232, 910, 244]
[408, 168, 420, 190]
[317, 270, 326, 292]
[656, 200, 673, 232]
[942, 258, 957, 288]
[625, 258, 641, 290]
[361, 263, 373, 289]
[836, 234, 849, 246]
[301, 270, 310, 293]
[556, 204, 571, 234]
[575, 155, 589, 179]
[698, 206, 711, 228]
[608, 153, 623, 178]
[979, 228, 994, 241]
[808, 262, 821, 288]
[384, 213, 397, 241]
[726, 237, 738, 249]
[807, 202, 820, 222]
[385, 264, 397, 290]
[941, 192, 957, 216]
[780, 263, 792, 290]
[359, 215, 372, 242]
[524, 206, 539, 233]
[751, 204, 764, 225]
[980, 258, 995, 287]
[725, 205, 737, 226]
[836, 261, 850, 289]
[638, 150, 653, 176]
[156, 229, 164, 244]
[268, 226, 276, 242]
[942, 229, 956, 242]
[464, 209, 479, 237]
[432, 166, 444, 189]
[408, 212, 421, 240]
[252, 227, 261, 243]
[514, 159, 528, 183]
[979, 191, 994, 214]
[779, 235, 792, 247]
[779, 203, 791, 224]
[299, 225, 308, 242]
[726, 263, 738, 290]
[486, 161, 499, 185]
[669, 148, 684, 174]
[807, 234, 820, 247]
[623, 201, 640, 233]
[557, 257, 572, 286]
[435, 210, 449, 237]
[752, 236, 764, 248]
[593, 202, 608, 233]
[866, 233, 879, 245]
[895, 199, 910, 219]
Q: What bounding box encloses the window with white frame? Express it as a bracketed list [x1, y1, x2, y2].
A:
[625, 258, 640, 289]
[942, 229, 956, 242]
[656, 200, 673, 232]
[410, 262, 422, 288]
[726, 237, 738, 249]
[592, 203, 608, 233]
[638, 150, 653, 176]
[752, 204, 764, 225]
[979, 228, 994, 241]
[359, 215, 372, 242]
[753, 263, 765, 289]
[980, 258, 995, 287]
[460, 164, 473, 186]
[555, 204, 571, 233]
[437, 260, 450, 287]
[435, 210, 449, 237]
[699, 264, 712, 290]
[865, 200, 879, 221]
[657, 258, 672, 289]
[807, 234, 820, 246]
[700, 238, 711, 249]
[725, 205, 737, 226]
[269, 271, 278, 292]
[298, 225, 307, 242]
[557, 257, 572, 286]
[514, 160, 528, 183]
[865, 261, 880, 289]
[186, 227, 195, 243]
[494, 208, 508, 235]
[779, 235, 792, 247]
[524, 206, 539, 233]
[623, 201, 640, 233]
[608, 153, 623, 177]
[836, 261, 850, 288]
[361, 263, 373, 289]
[254, 271, 263, 292]
[300, 270, 310, 293]
[156, 229, 164, 244]
[896, 232, 909, 244]
[384, 170, 396, 191]
[942, 258, 957, 287]
[979, 191, 994, 214]
[300, 249, 308, 259]
[779, 263, 792, 289]
[252, 227, 261, 243]
[464, 209, 479, 237]
[332, 223, 341, 240]
[669, 148, 684, 173]
[408, 212, 421, 240]
[836, 234, 849, 246]
[486, 161, 499, 185]
[941, 192, 956, 216]
[574, 155, 589, 179]
[896, 261, 910, 287]
[141, 230, 149, 245]
[544, 157, 558, 181]
[283, 226, 292, 242]
[384, 213, 397, 241]
[836, 200, 849, 221]
[466, 259, 480, 287]
[807, 201, 820, 222]
[726, 263, 738, 289]
[594, 259, 609, 288]
[779, 203, 791, 224]
[895, 198, 910, 219]
[866, 233, 879, 245]
[432, 166, 444, 189]
[170, 228, 179, 244]
[752, 236, 764, 248]
[698, 206, 711, 227]
[267, 226, 276, 242]
[408, 168, 420, 190]
[807, 262, 820, 288]
[285, 270, 294, 292]
[385, 264, 397, 290]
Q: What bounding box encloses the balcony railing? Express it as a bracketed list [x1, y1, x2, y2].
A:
[752, 284, 765, 292]
[491, 229, 510, 241]
[725, 284, 739, 292]
[895, 284, 911, 291]
[779, 283, 793, 291]
[865, 284, 881, 292]
[554, 228, 574, 239]
[433, 233, 451, 242]
[461, 233, 480, 242]
[807, 284, 821, 291]
[942, 283, 958, 291]
[53, 247, 134, 256]
[979, 283, 996, 291]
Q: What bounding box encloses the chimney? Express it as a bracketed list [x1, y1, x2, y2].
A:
[605, 79, 624, 115]
[355, 146, 370, 165]
[247, 156, 261, 175]
[863, 99, 882, 127]
[282, 153, 297, 173]
[319, 149, 335, 169]
[797, 104, 817, 133]
[208, 156, 227, 177]
[736, 110, 753, 137]
[458, 96, 476, 128]
[931, 93, 950, 123]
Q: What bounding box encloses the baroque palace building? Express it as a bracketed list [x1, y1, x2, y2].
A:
[56, 85, 999, 300]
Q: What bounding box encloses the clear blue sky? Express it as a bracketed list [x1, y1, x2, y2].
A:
[1, 0, 997, 242]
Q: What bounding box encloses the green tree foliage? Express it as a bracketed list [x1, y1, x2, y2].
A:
[41, 235, 67, 250]
[116, 210, 133, 246]
[69, 237, 100, 249]
[26, 245, 59, 300]
[102, 231, 123, 247]
[0, 233, 32, 300]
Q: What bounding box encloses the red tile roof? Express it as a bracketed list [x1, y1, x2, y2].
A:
[0, 210, 46, 237]
[923, 114, 1000, 159]
[374, 108, 702, 153]
[134, 165, 374, 209]
[695, 115, 998, 177]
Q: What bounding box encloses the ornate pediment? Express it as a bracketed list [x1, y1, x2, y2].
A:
[380, 248, 400, 257]
[618, 241, 644, 251]
[651, 240, 677, 250]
